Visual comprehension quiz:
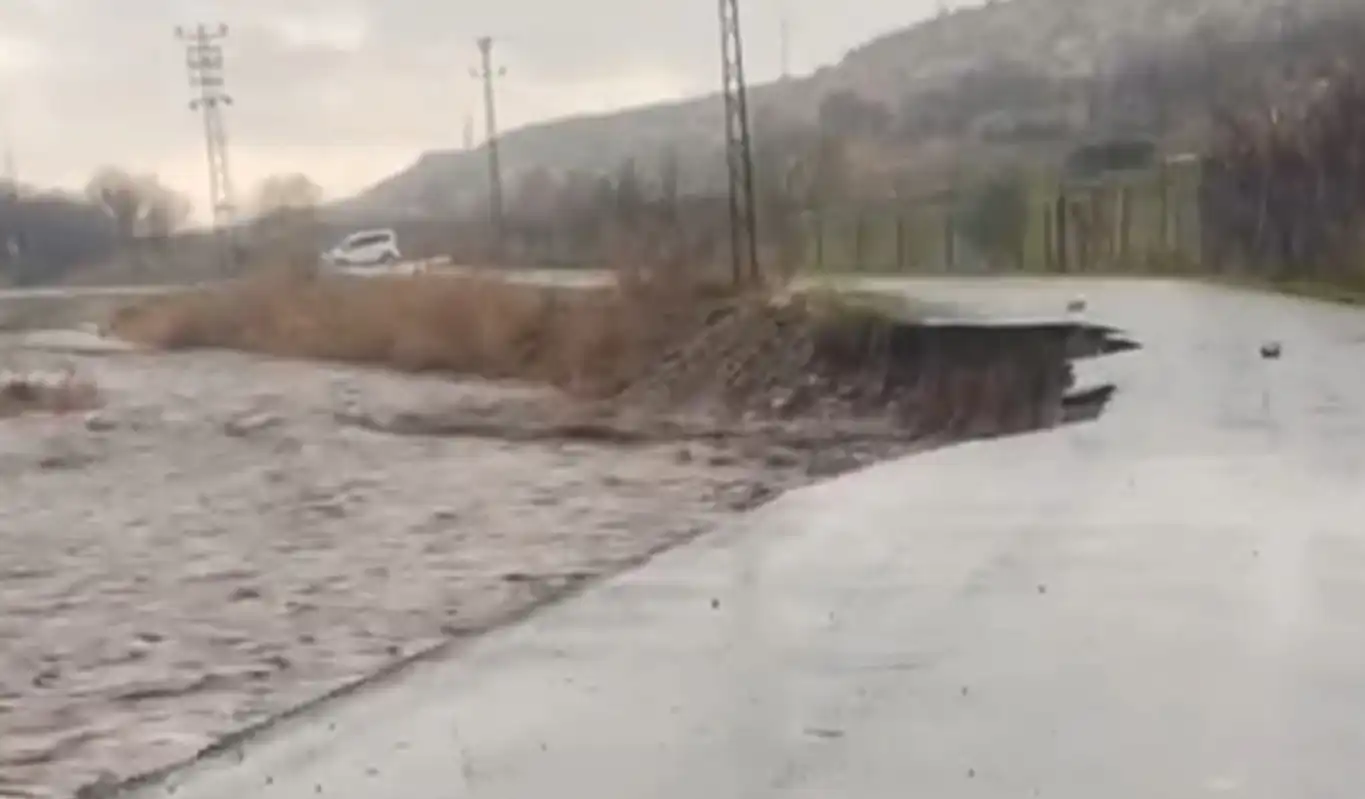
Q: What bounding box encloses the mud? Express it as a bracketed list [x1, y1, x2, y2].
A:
[0, 316, 1134, 798]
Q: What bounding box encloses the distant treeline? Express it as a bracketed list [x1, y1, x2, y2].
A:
[0, 189, 117, 285]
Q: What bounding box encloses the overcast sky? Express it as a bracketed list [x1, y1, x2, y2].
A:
[0, 0, 954, 219]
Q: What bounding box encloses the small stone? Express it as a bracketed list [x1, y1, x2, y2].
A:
[707, 451, 738, 467]
[223, 411, 281, 438]
[763, 448, 801, 468]
[807, 451, 859, 478]
[726, 481, 776, 511]
[229, 586, 262, 602]
[37, 448, 95, 471]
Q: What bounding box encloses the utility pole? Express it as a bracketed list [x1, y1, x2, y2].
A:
[176, 23, 237, 273]
[471, 37, 506, 259]
[718, 0, 759, 285]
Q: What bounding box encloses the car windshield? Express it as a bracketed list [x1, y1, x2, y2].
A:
[6, 2, 1365, 798]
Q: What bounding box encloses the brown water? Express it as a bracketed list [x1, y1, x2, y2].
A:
[0, 344, 775, 798]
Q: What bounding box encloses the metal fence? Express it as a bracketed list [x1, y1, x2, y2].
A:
[800, 159, 1204, 276]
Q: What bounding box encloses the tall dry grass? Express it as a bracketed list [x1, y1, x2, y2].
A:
[108, 270, 747, 397]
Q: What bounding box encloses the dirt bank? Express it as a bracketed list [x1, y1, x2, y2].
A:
[1, 284, 1136, 797]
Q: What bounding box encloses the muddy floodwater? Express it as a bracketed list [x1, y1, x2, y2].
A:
[0, 345, 772, 797]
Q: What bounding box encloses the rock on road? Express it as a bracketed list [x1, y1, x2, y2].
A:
[99, 278, 1365, 797]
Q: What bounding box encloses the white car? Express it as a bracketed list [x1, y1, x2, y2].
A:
[321, 229, 403, 270]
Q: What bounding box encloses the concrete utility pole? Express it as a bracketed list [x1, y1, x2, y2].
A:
[176, 23, 237, 272]
[718, 0, 759, 285]
[471, 37, 506, 258]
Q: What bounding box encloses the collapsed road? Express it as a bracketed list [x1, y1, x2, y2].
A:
[89, 276, 1365, 799]
[3, 285, 1133, 799]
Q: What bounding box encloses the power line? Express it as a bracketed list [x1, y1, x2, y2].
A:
[175, 23, 237, 272]
[471, 36, 507, 259]
[719, 0, 759, 285]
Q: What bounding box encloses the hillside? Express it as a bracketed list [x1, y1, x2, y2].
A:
[337, 0, 1361, 219]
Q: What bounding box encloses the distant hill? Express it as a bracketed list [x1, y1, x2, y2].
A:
[335, 0, 1361, 220]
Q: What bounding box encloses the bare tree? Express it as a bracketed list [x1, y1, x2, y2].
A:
[254, 172, 323, 216]
[251, 173, 323, 271]
[84, 168, 191, 243]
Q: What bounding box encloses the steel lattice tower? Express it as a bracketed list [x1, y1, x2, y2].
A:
[176, 24, 237, 269]
[718, 0, 759, 285]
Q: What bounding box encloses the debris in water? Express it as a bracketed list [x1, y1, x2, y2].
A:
[1260, 341, 1282, 359]
[1067, 298, 1087, 313]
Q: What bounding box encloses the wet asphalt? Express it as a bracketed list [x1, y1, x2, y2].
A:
[116, 278, 1365, 799]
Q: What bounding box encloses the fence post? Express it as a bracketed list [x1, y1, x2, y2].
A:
[895, 215, 906, 272]
[1118, 184, 1131, 265]
[1158, 161, 1170, 254]
[853, 212, 866, 272]
[815, 210, 825, 272]
[1055, 191, 1068, 273]
[1042, 202, 1054, 271]
[944, 213, 956, 272]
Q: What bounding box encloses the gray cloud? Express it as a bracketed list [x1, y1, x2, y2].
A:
[0, 0, 944, 215]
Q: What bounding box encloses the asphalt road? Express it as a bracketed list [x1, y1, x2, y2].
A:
[113, 278, 1365, 798]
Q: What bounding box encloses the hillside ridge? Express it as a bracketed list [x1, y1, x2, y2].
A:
[337, 0, 1354, 219]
